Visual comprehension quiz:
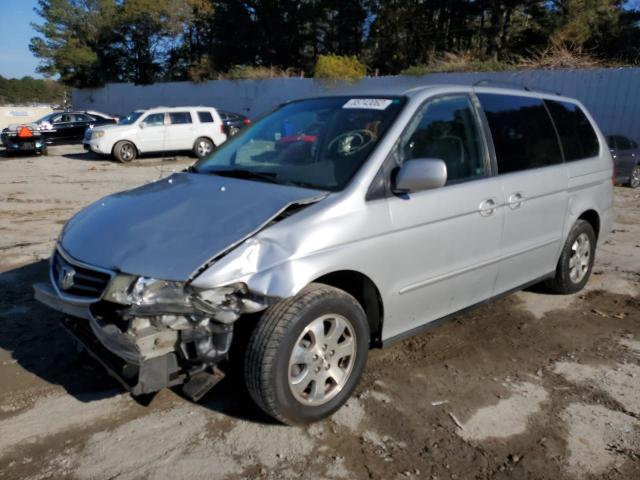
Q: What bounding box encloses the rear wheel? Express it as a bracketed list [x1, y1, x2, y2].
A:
[193, 137, 214, 159]
[113, 141, 137, 163]
[629, 165, 640, 189]
[245, 283, 369, 425]
[546, 219, 596, 294]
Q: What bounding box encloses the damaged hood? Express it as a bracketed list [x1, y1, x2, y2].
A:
[60, 172, 325, 281]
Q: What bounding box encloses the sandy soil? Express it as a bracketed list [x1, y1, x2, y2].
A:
[0, 145, 639, 480]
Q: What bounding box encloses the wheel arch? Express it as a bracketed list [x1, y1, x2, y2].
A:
[312, 270, 384, 348]
[577, 209, 600, 241]
[194, 135, 215, 146]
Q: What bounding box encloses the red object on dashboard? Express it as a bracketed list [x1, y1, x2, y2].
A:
[277, 134, 317, 145]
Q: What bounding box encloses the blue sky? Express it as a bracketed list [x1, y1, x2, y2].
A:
[0, 0, 42, 79]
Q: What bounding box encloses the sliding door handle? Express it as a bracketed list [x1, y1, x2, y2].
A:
[508, 192, 525, 209]
[479, 198, 497, 217]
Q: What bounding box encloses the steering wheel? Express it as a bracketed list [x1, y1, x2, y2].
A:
[327, 129, 375, 157]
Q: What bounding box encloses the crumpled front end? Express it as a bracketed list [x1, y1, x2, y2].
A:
[34, 246, 271, 400]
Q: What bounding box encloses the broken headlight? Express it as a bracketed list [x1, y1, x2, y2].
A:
[102, 275, 260, 322]
[130, 277, 191, 309]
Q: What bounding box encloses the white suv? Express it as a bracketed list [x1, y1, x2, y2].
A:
[84, 106, 228, 162]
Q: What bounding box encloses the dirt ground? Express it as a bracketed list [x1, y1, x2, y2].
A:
[0, 144, 639, 480]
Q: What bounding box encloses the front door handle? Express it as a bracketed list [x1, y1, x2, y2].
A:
[479, 197, 497, 217]
[508, 192, 525, 209]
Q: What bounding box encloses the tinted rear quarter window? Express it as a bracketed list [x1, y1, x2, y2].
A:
[477, 93, 562, 174]
[198, 111, 214, 123]
[545, 100, 599, 161]
[615, 135, 633, 150]
[169, 112, 192, 124]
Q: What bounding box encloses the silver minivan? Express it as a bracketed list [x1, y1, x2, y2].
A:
[35, 85, 614, 424]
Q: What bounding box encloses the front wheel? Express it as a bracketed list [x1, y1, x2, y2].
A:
[546, 219, 596, 294]
[245, 283, 369, 425]
[113, 141, 137, 163]
[629, 165, 640, 189]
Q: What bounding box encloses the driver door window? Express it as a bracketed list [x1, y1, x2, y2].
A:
[399, 95, 487, 184]
[142, 113, 165, 127]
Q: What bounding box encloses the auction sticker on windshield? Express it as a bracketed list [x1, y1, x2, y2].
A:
[343, 98, 394, 110]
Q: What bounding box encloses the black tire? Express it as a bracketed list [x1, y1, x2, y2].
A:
[546, 219, 596, 294]
[113, 141, 137, 163]
[629, 164, 640, 189]
[245, 283, 369, 425]
[193, 137, 214, 159]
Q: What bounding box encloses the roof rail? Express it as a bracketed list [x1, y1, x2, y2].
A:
[472, 78, 561, 96]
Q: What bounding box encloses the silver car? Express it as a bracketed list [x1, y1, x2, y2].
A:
[34, 85, 614, 424]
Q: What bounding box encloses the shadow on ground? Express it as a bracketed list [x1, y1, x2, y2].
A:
[60, 151, 103, 162]
[0, 261, 120, 399]
[0, 260, 270, 422]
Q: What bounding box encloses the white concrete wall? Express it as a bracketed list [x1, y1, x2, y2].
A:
[73, 68, 640, 142]
[0, 106, 53, 130]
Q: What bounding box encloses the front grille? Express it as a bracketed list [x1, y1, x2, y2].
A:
[51, 250, 112, 300]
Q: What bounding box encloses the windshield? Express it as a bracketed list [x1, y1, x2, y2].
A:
[119, 111, 143, 125]
[194, 97, 405, 191]
[36, 113, 55, 123]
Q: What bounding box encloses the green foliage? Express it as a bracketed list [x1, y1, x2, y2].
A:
[0, 75, 67, 105]
[313, 55, 366, 80]
[401, 53, 514, 75]
[27, 0, 640, 88]
[224, 65, 292, 80]
[401, 46, 605, 76]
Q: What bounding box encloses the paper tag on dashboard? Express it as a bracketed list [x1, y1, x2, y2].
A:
[343, 98, 393, 110]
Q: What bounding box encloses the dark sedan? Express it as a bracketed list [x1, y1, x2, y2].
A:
[607, 134, 640, 188]
[219, 110, 251, 137]
[33, 111, 117, 144]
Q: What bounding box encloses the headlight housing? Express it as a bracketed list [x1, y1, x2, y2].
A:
[102, 275, 256, 322]
[92, 130, 105, 139]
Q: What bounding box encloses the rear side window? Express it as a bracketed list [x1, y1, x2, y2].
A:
[611, 135, 634, 150]
[197, 111, 214, 123]
[545, 100, 599, 161]
[477, 93, 562, 174]
[169, 112, 192, 124]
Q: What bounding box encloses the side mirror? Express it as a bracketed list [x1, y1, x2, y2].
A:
[139, 122, 146, 129]
[393, 158, 447, 194]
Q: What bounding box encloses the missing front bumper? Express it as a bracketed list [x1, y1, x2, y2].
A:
[60, 316, 186, 396]
[35, 282, 231, 401]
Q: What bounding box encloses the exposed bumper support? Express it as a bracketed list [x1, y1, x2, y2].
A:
[60, 316, 185, 396]
[35, 281, 230, 400]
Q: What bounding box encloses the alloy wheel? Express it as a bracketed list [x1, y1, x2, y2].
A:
[288, 314, 356, 406]
[197, 139, 212, 157]
[120, 143, 134, 161]
[569, 232, 591, 283]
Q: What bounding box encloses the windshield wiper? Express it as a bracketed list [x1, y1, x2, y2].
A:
[207, 169, 280, 184]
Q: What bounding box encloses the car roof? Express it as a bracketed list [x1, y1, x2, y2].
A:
[301, 83, 582, 105]
[136, 106, 220, 113]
